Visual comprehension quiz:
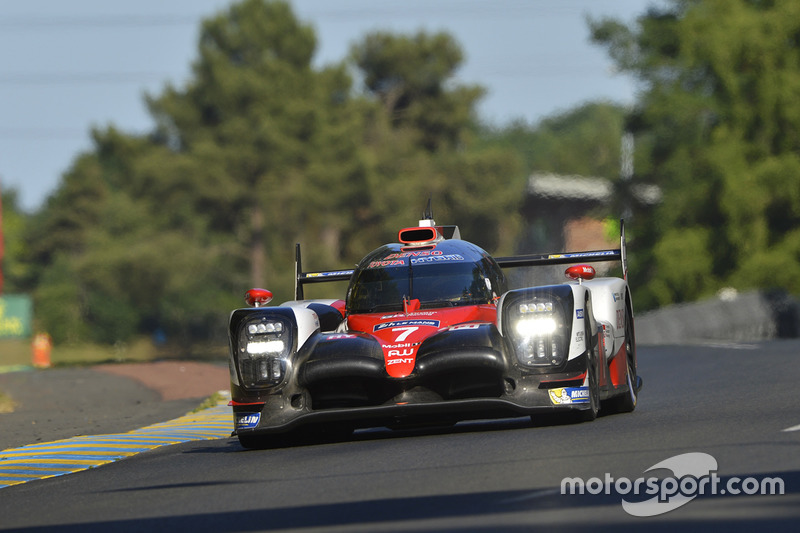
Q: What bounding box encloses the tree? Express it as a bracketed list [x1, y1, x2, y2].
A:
[0, 187, 30, 294]
[351, 31, 485, 152]
[476, 102, 631, 179]
[591, 0, 800, 308]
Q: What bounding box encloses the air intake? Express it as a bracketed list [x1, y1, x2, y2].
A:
[399, 226, 439, 245]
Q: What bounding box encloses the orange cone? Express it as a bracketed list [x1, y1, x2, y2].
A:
[32, 333, 52, 368]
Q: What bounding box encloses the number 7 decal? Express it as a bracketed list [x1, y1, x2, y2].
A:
[392, 326, 419, 342]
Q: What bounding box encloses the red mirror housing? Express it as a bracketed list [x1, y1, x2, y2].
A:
[565, 264, 596, 281]
[245, 288, 273, 307]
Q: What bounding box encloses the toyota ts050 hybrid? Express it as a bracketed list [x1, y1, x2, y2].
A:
[228, 207, 642, 448]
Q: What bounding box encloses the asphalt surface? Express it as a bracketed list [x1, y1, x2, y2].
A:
[0, 361, 229, 452]
[0, 342, 799, 531]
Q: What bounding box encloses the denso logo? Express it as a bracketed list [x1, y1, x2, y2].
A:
[387, 357, 415, 366]
[385, 250, 443, 259]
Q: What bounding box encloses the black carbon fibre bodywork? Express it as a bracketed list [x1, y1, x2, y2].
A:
[230, 317, 595, 436]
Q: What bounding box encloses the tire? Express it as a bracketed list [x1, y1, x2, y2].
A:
[607, 306, 638, 414]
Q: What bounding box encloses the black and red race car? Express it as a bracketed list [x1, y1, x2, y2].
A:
[228, 208, 641, 448]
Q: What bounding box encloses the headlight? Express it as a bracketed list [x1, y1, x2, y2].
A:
[238, 317, 292, 389]
[515, 317, 557, 337]
[505, 296, 568, 368]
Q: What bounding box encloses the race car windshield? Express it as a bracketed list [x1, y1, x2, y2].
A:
[348, 261, 493, 314]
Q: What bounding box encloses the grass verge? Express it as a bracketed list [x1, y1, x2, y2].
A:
[0, 337, 161, 367]
[190, 390, 229, 413]
[1, 337, 226, 368]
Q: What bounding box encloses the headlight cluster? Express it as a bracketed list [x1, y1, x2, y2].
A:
[506, 297, 568, 368]
[238, 318, 292, 389]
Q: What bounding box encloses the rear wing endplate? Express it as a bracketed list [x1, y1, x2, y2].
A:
[294, 244, 354, 300]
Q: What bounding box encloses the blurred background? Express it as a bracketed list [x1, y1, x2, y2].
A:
[1, 0, 799, 363]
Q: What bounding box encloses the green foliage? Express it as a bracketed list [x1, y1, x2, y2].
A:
[592, 0, 800, 307]
[33, 255, 89, 344]
[476, 102, 630, 179]
[0, 188, 31, 292]
[351, 31, 485, 152]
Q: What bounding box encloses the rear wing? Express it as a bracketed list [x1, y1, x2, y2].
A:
[294, 220, 628, 299]
[496, 219, 628, 280]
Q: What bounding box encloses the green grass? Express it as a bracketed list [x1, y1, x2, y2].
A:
[1, 336, 229, 368]
[0, 337, 164, 368]
[190, 390, 229, 413]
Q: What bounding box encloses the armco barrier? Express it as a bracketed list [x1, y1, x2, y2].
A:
[636, 289, 800, 345]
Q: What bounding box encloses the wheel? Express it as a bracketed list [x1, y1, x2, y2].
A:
[607, 306, 638, 413]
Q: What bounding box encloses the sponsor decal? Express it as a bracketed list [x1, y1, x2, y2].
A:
[326, 334, 357, 340]
[551, 250, 617, 259]
[382, 342, 415, 349]
[374, 319, 439, 331]
[410, 254, 464, 264]
[548, 387, 590, 405]
[387, 357, 415, 366]
[235, 413, 261, 429]
[576, 309, 584, 319]
[305, 270, 354, 278]
[385, 250, 443, 259]
[450, 323, 480, 331]
[381, 311, 437, 319]
[368, 260, 406, 268]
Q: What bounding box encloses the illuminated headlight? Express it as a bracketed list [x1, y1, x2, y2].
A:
[238, 318, 292, 389]
[246, 339, 285, 355]
[247, 322, 283, 335]
[519, 302, 553, 314]
[506, 298, 567, 368]
[515, 317, 557, 337]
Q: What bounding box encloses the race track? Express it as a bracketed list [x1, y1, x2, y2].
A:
[1, 341, 799, 532]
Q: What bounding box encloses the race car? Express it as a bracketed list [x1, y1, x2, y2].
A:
[228, 207, 642, 448]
